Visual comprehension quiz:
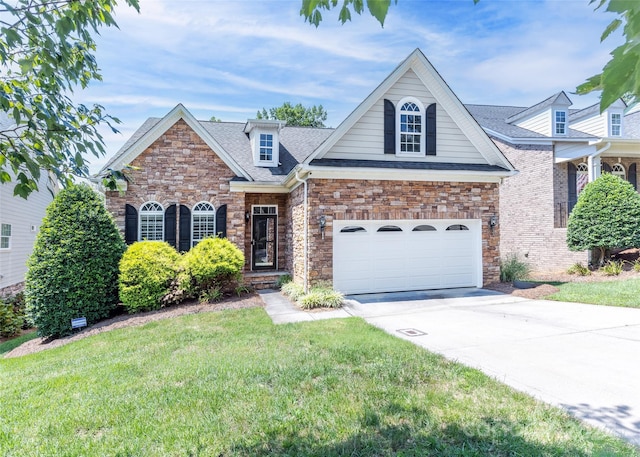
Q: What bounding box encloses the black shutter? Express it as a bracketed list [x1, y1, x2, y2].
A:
[384, 99, 395, 154]
[568, 163, 577, 210]
[164, 204, 176, 248]
[179, 205, 191, 252]
[426, 103, 437, 156]
[124, 204, 138, 245]
[630, 163, 637, 190]
[602, 162, 612, 173]
[216, 204, 227, 238]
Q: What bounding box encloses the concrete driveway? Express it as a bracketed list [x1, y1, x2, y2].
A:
[343, 289, 640, 446]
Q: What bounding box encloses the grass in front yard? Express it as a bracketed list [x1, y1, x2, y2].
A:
[0, 330, 38, 355]
[544, 277, 640, 308]
[1, 308, 636, 456]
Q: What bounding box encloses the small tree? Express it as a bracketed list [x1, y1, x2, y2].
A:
[256, 102, 327, 127]
[25, 184, 126, 338]
[567, 173, 640, 265]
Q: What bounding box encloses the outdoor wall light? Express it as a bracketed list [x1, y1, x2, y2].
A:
[245, 211, 250, 222]
[489, 215, 498, 233]
[319, 215, 326, 239]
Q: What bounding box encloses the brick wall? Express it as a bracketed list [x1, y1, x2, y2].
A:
[297, 178, 500, 288]
[495, 138, 586, 272]
[105, 119, 246, 257]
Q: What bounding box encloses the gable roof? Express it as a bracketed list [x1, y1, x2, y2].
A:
[505, 91, 572, 124]
[467, 104, 597, 140]
[98, 104, 334, 184]
[304, 48, 514, 172]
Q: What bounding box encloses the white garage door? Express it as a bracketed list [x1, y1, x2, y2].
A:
[333, 219, 482, 295]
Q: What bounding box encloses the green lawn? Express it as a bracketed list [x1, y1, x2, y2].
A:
[0, 330, 38, 356]
[1, 308, 637, 456]
[544, 277, 640, 308]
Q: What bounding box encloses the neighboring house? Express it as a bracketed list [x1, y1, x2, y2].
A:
[467, 93, 639, 272]
[0, 115, 55, 296]
[98, 49, 515, 294]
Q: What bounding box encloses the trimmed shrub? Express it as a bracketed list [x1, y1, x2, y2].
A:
[567, 173, 640, 265]
[119, 241, 181, 313]
[182, 238, 244, 298]
[499, 254, 531, 282]
[275, 274, 292, 289]
[25, 184, 126, 338]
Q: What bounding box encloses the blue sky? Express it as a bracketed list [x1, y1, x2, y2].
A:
[81, 0, 620, 173]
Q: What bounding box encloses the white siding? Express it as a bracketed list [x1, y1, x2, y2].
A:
[571, 114, 605, 137]
[516, 109, 551, 136]
[0, 173, 53, 291]
[324, 69, 487, 164]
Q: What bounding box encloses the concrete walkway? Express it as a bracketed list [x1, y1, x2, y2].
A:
[260, 287, 640, 446]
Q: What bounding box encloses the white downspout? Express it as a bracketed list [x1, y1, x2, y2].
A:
[295, 170, 309, 293]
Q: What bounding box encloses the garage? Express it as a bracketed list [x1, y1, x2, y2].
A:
[333, 219, 482, 295]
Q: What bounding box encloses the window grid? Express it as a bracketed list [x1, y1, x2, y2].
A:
[140, 202, 164, 241]
[259, 133, 273, 162]
[612, 163, 626, 180]
[253, 206, 277, 215]
[611, 113, 621, 136]
[399, 102, 422, 153]
[576, 163, 589, 194]
[555, 111, 566, 135]
[192, 202, 216, 247]
[0, 223, 11, 249]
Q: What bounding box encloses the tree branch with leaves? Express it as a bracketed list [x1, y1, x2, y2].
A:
[0, 0, 139, 198]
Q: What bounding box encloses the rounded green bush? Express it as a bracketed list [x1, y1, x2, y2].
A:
[0, 300, 21, 338]
[119, 241, 181, 313]
[25, 184, 126, 338]
[183, 237, 244, 294]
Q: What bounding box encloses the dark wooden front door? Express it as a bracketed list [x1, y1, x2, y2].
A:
[252, 214, 277, 270]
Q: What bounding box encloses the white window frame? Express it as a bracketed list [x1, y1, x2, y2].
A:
[610, 113, 622, 137]
[611, 163, 626, 180]
[396, 97, 425, 156]
[252, 205, 278, 216]
[0, 223, 11, 250]
[259, 133, 274, 163]
[139, 201, 164, 241]
[191, 201, 216, 247]
[554, 110, 567, 135]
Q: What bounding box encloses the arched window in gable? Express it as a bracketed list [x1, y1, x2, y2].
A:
[396, 97, 425, 155]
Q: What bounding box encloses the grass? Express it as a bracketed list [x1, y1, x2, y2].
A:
[544, 277, 640, 308]
[1, 309, 637, 456]
[0, 330, 38, 355]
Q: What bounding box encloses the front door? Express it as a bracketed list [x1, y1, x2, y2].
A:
[252, 214, 277, 270]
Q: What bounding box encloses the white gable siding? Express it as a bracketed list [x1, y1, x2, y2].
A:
[0, 174, 53, 291]
[324, 69, 487, 164]
[516, 109, 551, 136]
[571, 114, 605, 137]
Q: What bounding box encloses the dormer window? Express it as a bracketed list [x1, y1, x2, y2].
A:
[555, 110, 566, 135]
[396, 97, 425, 156]
[259, 133, 274, 162]
[244, 119, 284, 167]
[610, 113, 622, 136]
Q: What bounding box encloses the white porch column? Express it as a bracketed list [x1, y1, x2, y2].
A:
[587, 155, 601, 182]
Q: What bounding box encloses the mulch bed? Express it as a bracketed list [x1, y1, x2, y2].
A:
[4, 293, 264, 359]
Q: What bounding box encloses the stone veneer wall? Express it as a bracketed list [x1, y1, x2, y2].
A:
[0, 281, 23, 298]
[495, 137, 586, 272]
[294, 178, 501, 288]
[244, 193, 288, 271]
[105, 119, 246, 258]
[286, 185, 305, 285]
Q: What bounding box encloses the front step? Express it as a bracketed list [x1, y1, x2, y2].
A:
[243, 271, 290, 290]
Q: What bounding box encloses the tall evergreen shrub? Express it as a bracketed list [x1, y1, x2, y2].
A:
[25, 184, 126, 337]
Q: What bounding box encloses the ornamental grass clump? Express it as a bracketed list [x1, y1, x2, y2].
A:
[25, 184, 126, 338]
[499, 254, 531, 282]
[119, 241, 181, 313]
